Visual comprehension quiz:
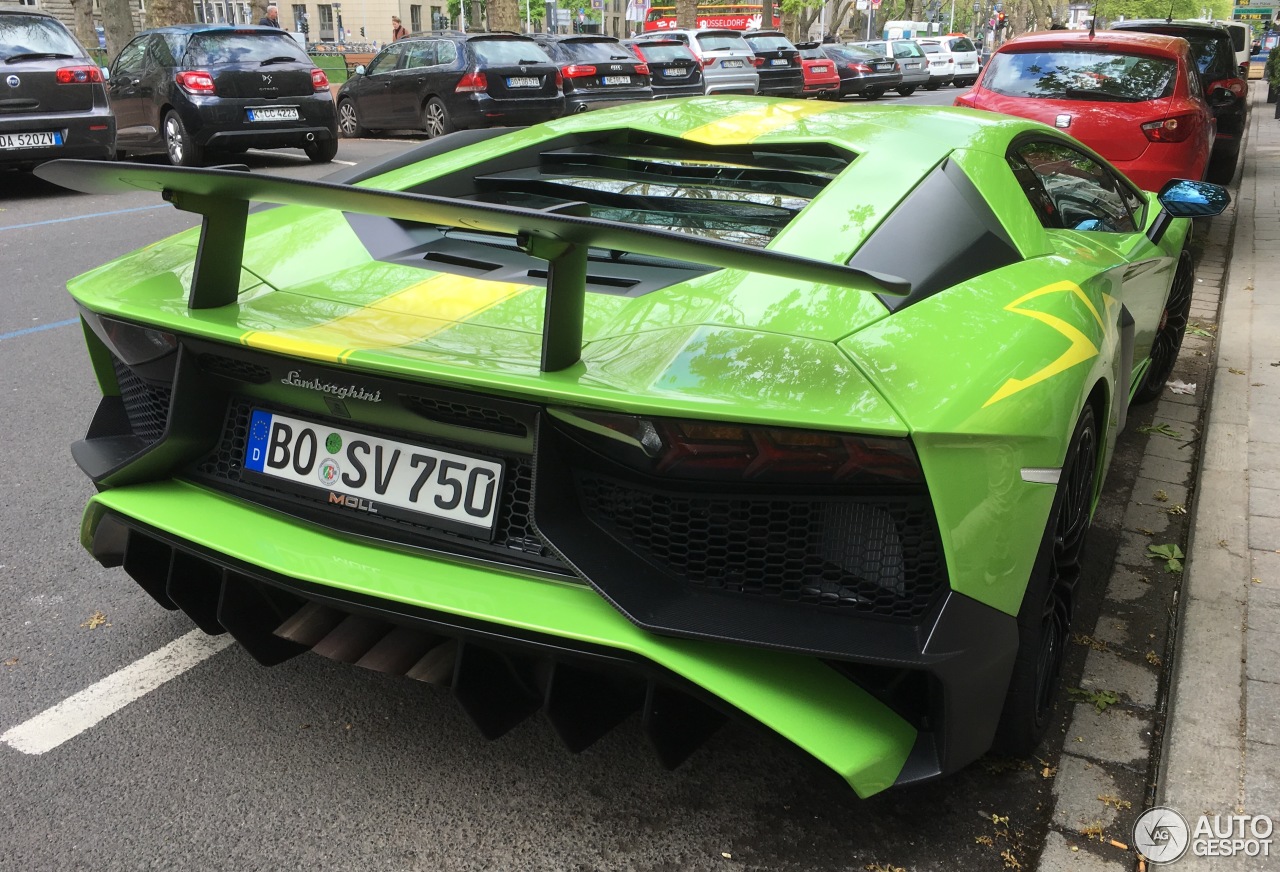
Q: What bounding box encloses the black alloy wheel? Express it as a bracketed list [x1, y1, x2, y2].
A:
[992, 404, 1099, 756]
[897, 85, 917, 96]
[864, 87, 884, 99]
[1132, 249, 1194, 404]
[304, 137, 338, 163]
[423, 97, 455, 139]
[337, 99, 366, 138]
[163, 110, 203, 167]
[924, 82, 940, 91]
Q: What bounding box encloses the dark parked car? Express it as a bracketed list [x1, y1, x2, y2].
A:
[851, 38, 929, 95]
[532, 34, 652, 112]
[742, 30, 804, 97]
[0, 8, 115, 171]
[825, 43, 902, 99]
[109, 24, 337, 166]
[621, 38, 704, 98]
[1110, 19, 1250, 173]
[337, 31, 564, 139]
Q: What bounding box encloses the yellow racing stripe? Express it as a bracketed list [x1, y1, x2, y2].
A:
[243, 273, 529, 363]
[682, 101, 839, 145]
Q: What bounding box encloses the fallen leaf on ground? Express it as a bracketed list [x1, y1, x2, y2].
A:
[80, 611, 107, 630]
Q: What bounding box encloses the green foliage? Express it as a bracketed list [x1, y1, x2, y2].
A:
[1097, 0, 1230, 24]
[1147, 542, 1184, 573]
[1068, 688, 1122, 712]
[1267, 46, 1280, 88]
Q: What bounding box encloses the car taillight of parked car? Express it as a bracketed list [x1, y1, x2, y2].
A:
[631, 47, 649, 61]
[850, 62, 873, 73]
[1141, 114, 1197, 142]
[701, 58, 714, 68]
[55, 65, 104, 84]
[1208, 77, 1248, 98]
[310, 68, 329, 91]
[751, 56, 764, 67]
[561, 64, 597, 79]
[174, 70, 216, 95]
[455, 69, 488, 92]
[634, 63, 650, 75]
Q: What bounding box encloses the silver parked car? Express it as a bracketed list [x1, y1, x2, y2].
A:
[849, 39, 929, 96]
[660, 28, 759, 95]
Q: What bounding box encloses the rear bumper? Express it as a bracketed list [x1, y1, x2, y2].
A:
[756, 72, 805, 97]
[565, 87, 654, 112]
[651, 82, 706, 99]
[0, 111, 115, 167]
[703, 71, 758, 95]
[450, 94, 566, 128]
[181, 96, 338, 149]
[840, 72, 902, 95]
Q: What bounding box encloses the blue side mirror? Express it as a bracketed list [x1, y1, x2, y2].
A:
[1157, 179, 1231, 218]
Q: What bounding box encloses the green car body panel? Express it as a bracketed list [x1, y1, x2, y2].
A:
[47, 98, 1197, 795]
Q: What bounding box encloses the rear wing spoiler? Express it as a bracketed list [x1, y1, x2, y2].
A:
[36, 160, 909, 372]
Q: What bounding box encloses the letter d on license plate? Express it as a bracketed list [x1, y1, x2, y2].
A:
[243, 410, 505, 536]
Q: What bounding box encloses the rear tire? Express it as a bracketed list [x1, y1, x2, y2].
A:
[304, 137, 338, 163]
[423, 97, 454, 139]
[924, 82, 940, 91]
[1132, 249, 1194, 404]
[896, 85, 917, 96]
[992, 405, 1098, 756]
[863, 87, 884, 100]
[163, 110, 203, 167]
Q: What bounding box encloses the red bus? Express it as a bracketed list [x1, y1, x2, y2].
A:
[642, 4, 783, 32]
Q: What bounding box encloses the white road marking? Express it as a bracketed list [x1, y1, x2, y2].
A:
[333, 159, 357, 165]
[1, 630, 234, 755]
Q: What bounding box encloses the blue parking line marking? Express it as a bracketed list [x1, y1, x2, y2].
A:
[0, 318, 79, 342]
[0, 204, 166, 232]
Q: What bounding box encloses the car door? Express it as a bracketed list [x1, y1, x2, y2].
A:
[354, 44, 407, 128]
[108, 36, 152, 146]
[1010, 138, 1174, 370]
[382, 38, 439, 128]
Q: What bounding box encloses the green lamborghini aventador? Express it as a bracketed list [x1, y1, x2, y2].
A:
[38, 97, 1228, 797]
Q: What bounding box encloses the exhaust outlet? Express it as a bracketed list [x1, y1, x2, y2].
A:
[305, 132, 316, 141]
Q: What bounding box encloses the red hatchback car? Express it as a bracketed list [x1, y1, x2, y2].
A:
[795, 41, 841, 98]
[954, 30, 1218, 192]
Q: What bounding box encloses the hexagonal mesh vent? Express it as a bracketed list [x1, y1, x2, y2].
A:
[111, 356, 171, 445]
[576, 473, 946, 619]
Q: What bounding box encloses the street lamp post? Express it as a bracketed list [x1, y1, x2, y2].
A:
[972, 1, 979, 39]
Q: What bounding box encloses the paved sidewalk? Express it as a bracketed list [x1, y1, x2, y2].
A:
[1158, 84, 1280, 867]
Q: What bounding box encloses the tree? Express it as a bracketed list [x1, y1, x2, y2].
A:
[676, 0, 697, 29]
[489, 0, 522, 31]
[101, 0, 136, 61]
[68, 0, 96, 51]
[147, 0, 194, 28]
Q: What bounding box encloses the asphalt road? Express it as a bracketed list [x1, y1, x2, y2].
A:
[0, 121, 1159, 871]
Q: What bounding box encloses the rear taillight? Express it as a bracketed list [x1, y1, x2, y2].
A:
[554, 69, 563, 88]
[175, 70, 216, 95]
[1142, 114, 1197, 143]
[850, 63, 873, 73]
[700, 57, 714, 68]
[631, 46, 648, 62]
[55, 65, 103, 84]
[751, 56, 764, 67]
[552, 409, 924, 486]
[561, 64, 597, 78]
[634, 63, 649, 76]
[310, 68, 329, 90]
[455, 69, 488, 92]
[1208, 77, 1248, 98]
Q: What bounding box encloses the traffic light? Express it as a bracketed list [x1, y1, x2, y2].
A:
[996, 12, 1005, 28]
[360, 26, 365, 36]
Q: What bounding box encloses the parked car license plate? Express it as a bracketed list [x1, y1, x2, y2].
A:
[507, 76, 540, 87]
[876, 63, 894, 71]
[721, 59, 744, 68]
[243, 410, 506, 535]
[247, 106, 300, 122]
[663, 67, 688, 76]
[812, 65, 829, 73]
[0, 131, 63, 150]
[602, 75, 631, 84]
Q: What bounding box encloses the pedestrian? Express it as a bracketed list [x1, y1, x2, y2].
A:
[259, 5, 281, 27]
[391, 15, 408, 40]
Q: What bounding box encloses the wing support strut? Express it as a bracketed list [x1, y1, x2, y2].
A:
[163, 189, 249, 310]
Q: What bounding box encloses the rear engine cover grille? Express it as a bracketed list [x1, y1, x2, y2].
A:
[112, 355, 172, 445]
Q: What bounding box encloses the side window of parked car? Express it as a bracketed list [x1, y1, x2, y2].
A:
[365, 44, 404, 75]
[144, 34, 176, 71]
[112, 37, 148, 80]
[1011, 140, 1138, 233]
[437, 39, 457, 66]
[404, 40, 437, 68]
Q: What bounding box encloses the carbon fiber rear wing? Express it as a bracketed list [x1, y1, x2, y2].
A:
[37, 160, 909, 372]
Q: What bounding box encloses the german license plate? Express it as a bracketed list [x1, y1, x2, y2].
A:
[507, 76, 539, 87]
[243, 410, 506, 536]
[0, 131, 62, 150]
[247, 106, 299, 122]
[876, 63, 894, 71]
[770, 58, 787, 65]
[602, 75, 631, 84]
[722, 59, 744, 68]
[812, 65, 829, 73]
[663, 67, 688, 76]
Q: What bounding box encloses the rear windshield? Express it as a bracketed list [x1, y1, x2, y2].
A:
[947, 37, 976, 52]
[696, 33, 750, 51]
[472, 38, 553, 65]
[554, 39, 634, 62]
[746, 35, 794, 51]
[0, 14, 83, 59]
[983, 50, 1178, 100]
[919, 42, 941, 54]
[629, 42, 695, 62]
[857, 41, 889, 53]
[184, 31, 310, 65]
[828, 44, 879, 60]
[893, 40, 923, 57]
[1118, 26, 1233, 78]
[798, 46, 829, 60]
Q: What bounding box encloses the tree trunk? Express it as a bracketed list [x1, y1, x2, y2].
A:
[68, 0, 96, 51]
[760, 0, 774, 29]
[147, 0, 192, 29]
[253, 1, 270, 23]
[676, 0, 697, 29]
[489, 0, 522, 32]
[102, 0, 137, 61]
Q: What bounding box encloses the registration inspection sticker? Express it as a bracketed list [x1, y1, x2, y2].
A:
[0, 131, 62, 150]
[243, 410, 505, 536]
[246, 106, 300, 122]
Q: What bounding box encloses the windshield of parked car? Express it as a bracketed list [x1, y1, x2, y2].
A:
[919, 42, 942, 54]
[472, 38, 553, 65]
[797, 45, 830, 60]
[857, 41, 889, 53]
[983, 50, 1177, 101]
[696, 33, 750, 51]
[828, 44, 881, 60]
[746, 35, 794, 51]
[184, 31, 310, 66]
[893, 40, 924, 57]
[554, 39, 634, 62]
[0, 14, 82, 60]
[947, 37, 977, 53]
[628, 42, 695, 62]
[1120, 26, 1234, 79]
